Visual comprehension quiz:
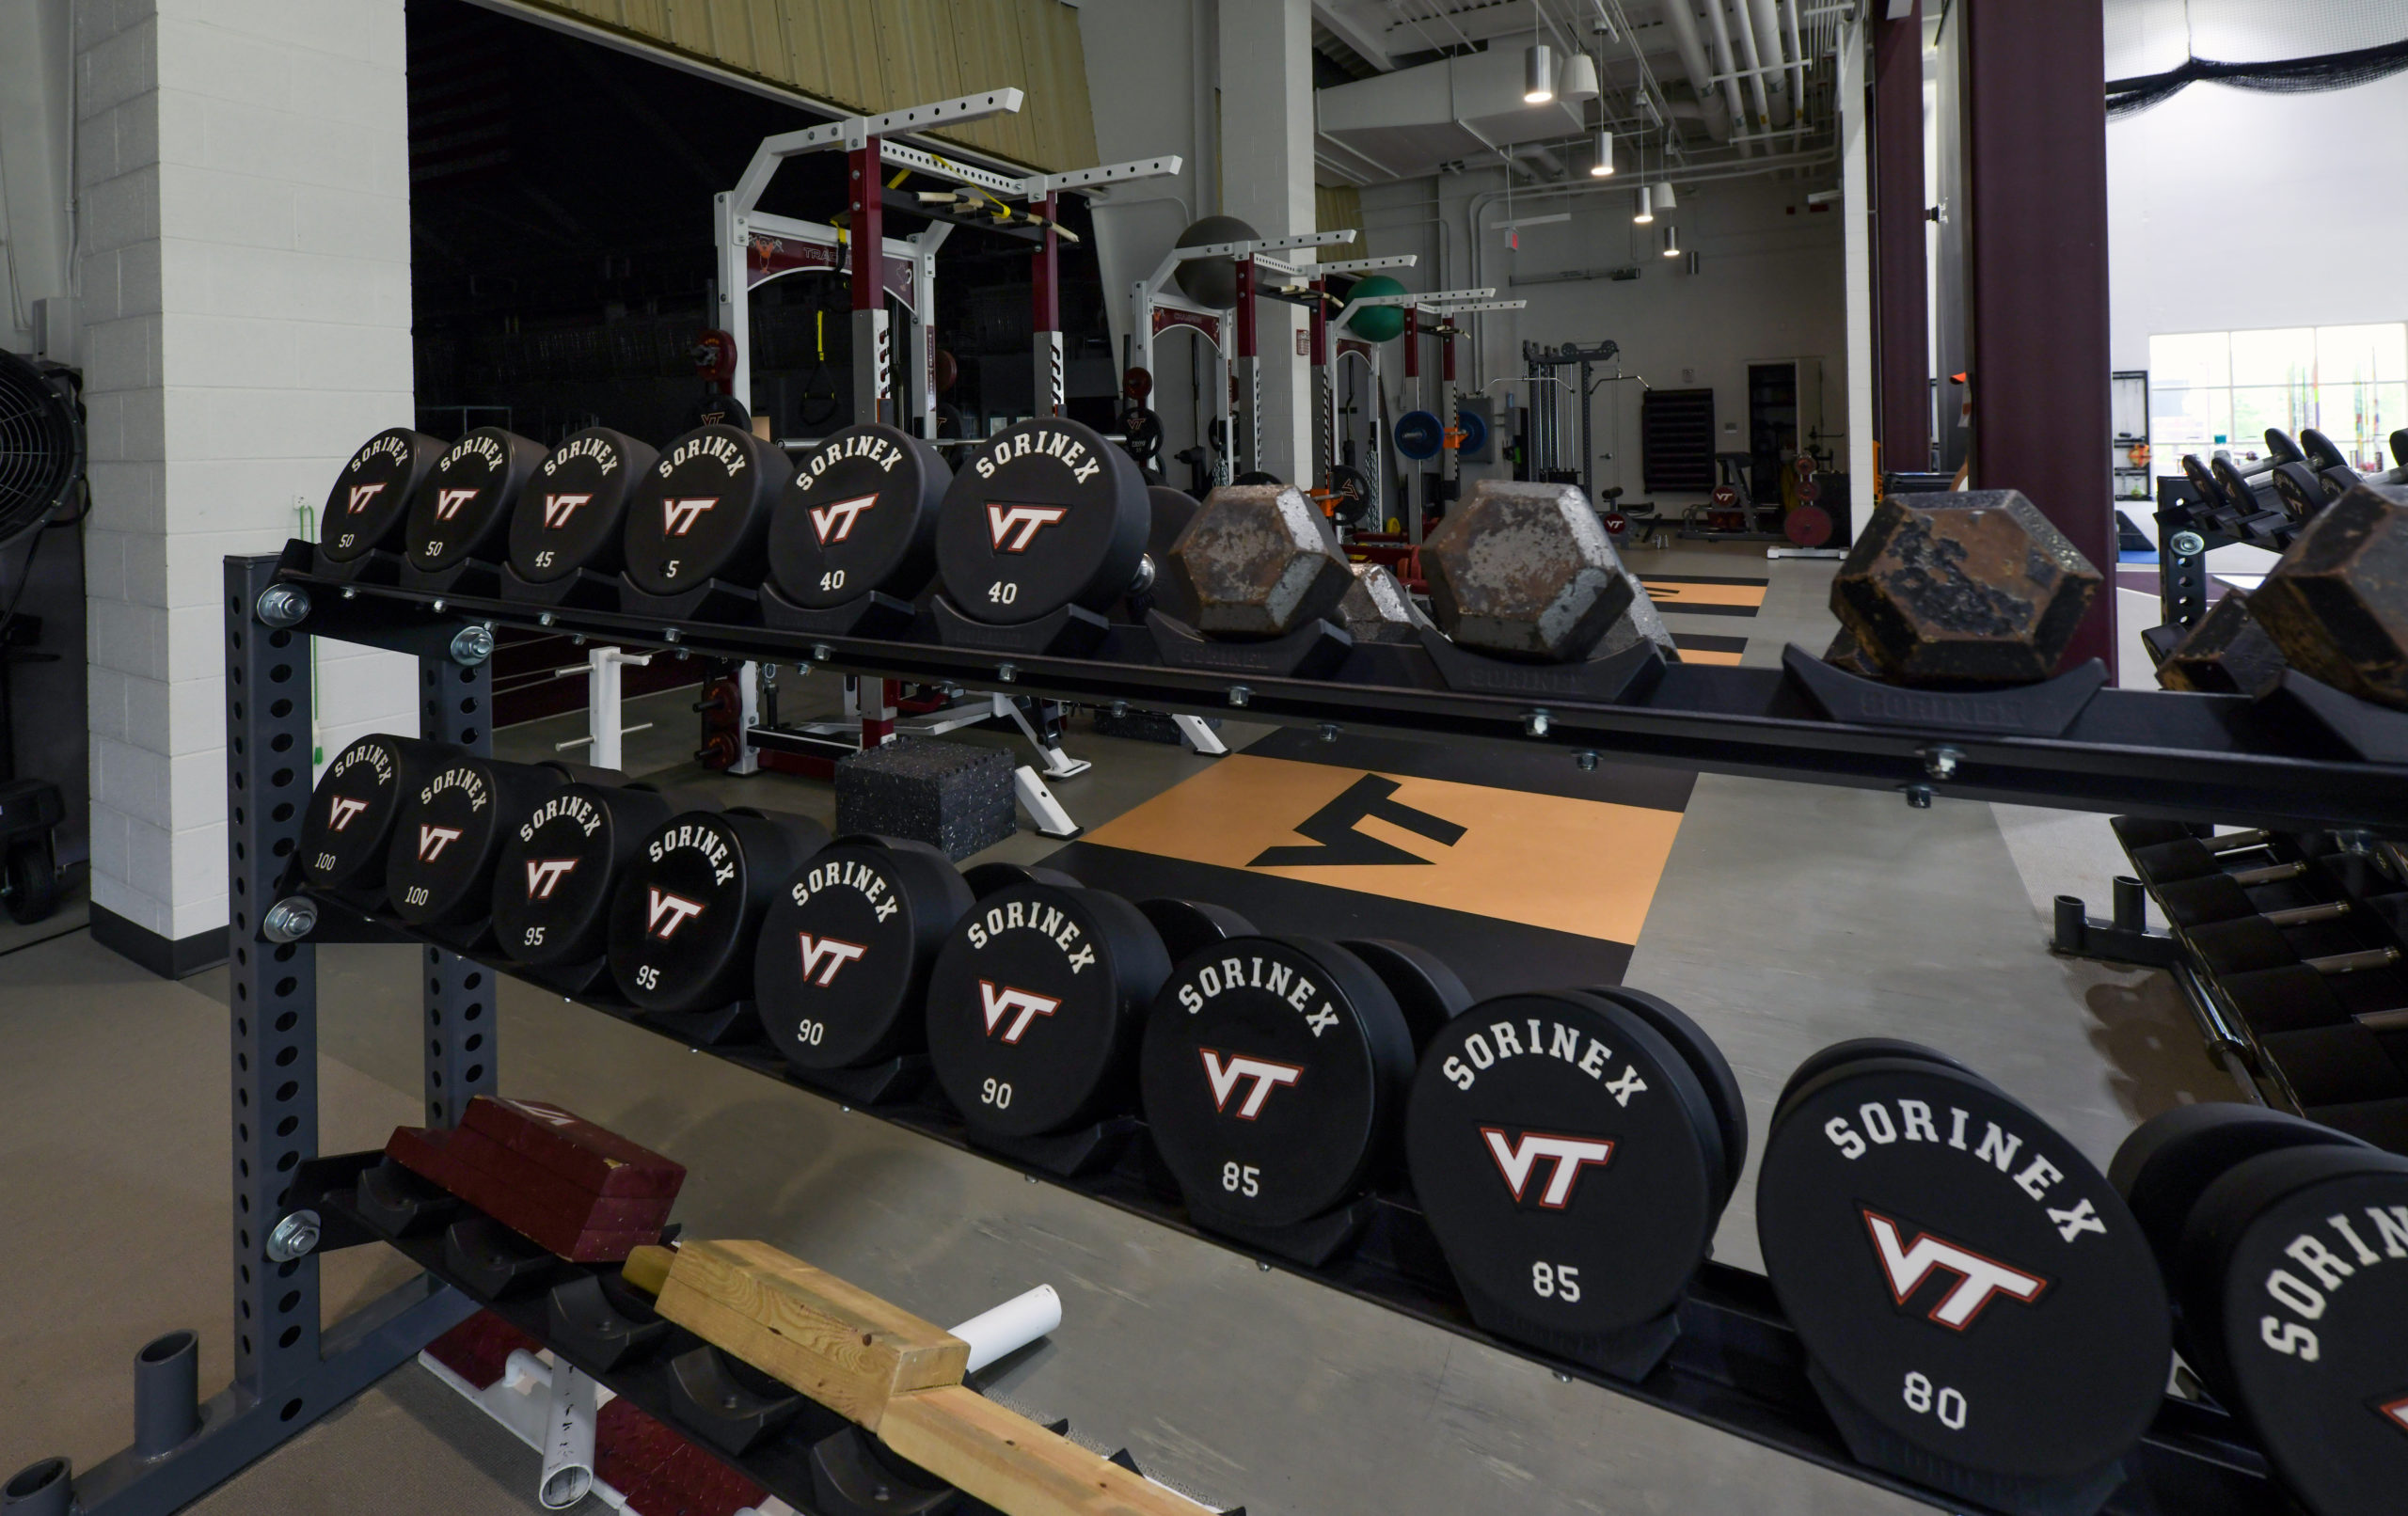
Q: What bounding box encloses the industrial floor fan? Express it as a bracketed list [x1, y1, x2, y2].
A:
[0, 345, 80, 924]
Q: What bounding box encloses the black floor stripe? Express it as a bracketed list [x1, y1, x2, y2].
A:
[1671, 632, 1748, 654]
[1244, 728, 1695, 812]
[1637, 574, 1771, 586]
[1651, 602, 1758, 618]
[1045, 844, 1633, 995]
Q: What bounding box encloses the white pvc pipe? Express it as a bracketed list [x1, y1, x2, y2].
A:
[1727, 0, 1775, 137]
[537, 1352, 598, 1510]
[950, 1285, 1062, 1375]
[1749, 0, 1795, 127]
[1699, 0, 1755, 156]
[1656, 0, 1734, 142]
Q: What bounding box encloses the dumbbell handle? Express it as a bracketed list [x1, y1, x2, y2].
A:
[2226, 861, 2305, 887]
[2260, 901, 2351, 927]
[2304, 946, 2400, 975]
[2200, 828, 2271, 853]
[2359, 1007, 2408, 1033]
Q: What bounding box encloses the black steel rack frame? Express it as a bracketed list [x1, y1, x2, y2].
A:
[31, 548, 2383, 1515]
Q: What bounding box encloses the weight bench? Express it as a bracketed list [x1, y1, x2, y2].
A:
[1597, 486, 1666, 549]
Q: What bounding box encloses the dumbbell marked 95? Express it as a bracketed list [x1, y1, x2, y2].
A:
[525, 858, 577, 899]
[645, 888, 706, 940]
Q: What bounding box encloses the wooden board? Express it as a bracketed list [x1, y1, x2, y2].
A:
[650, 1239, 970, 1426]
[462, 1094, 687, 1198]
[879, 1384, 1212, 1516]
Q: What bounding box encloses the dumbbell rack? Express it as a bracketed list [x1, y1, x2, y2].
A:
[40, 547, 2403, 1516]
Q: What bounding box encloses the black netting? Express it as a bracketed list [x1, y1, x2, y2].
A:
[2107, 32, 2408, 118]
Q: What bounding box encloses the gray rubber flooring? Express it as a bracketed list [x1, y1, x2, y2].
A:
[0, 544, 2235, 1514]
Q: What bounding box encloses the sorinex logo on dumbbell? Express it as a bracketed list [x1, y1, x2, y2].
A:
[1198, 1050, 1303, 1119]
[432, 487, 480, 521]
[417, 825, 464, 861]
[809, 494, 878, 545]
[1482, 1129, 1615, 1208]
[541, 493, 591, 529]
[524, 858, 578, 899]
[1861, 1209, 2051, 1329]
[661, 497, 718, 537]
[645, 888, 706, 939]
[795, 932, 867, 987]
[987, 503, 1068, 553]
[325, 797, 370, 830]
[978, 981, 1060, 1044]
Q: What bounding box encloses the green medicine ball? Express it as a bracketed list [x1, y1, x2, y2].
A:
[1345, 275, 1408, 341]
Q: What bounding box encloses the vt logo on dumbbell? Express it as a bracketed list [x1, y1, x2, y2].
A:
[345, 482, 385, 513]
[1861, 1209, 2050, 1329]
[523, 858, 578, 899]
[660, 497, 717, 537]
[794, 932, 867, 987]
[432, 487, 479, 521]
[416, 824, 463, 862]
[808, 493, 878, 545]
[986, 502, 1069, 554]
[1198, 1050, 1303, 1119]
[644, 887, 706, 939]
[978, 982, 1061, 1044]
[326, 797, 370, 831]
[539, 493, 591, 529]
[1481, 1129, 1615, 1208]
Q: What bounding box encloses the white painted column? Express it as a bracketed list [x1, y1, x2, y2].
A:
[77, 0, 418, 968]
[1838, 16, 1876, 536]
[1214, 0, 1314, 484]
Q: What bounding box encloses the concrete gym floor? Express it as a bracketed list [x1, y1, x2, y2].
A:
[0, 544, 2237, 1515]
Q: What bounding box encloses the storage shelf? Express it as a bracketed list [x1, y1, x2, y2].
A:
[275, 541, 2408, 834]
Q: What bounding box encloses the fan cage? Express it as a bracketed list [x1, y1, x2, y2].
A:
[0, 348, 82, 548]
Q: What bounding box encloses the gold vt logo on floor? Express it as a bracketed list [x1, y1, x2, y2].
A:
[1083, 755, 1681, 944]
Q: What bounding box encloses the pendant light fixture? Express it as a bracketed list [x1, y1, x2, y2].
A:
[1524, 42, 1556, 104]
[1661, 223, 1683, 258]
[1589, 130, 1614, 177]
[1560, 52, 1600, 103]
[1656, 181, 1679, 211]
[1633, 184, 1655, 223]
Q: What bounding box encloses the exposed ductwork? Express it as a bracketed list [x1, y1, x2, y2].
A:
[1696, 0, 1756, 154]
[1748, 0, 1796, 129]
[1728, 0, 1775, 137]
[1654, 0, 1734, 143]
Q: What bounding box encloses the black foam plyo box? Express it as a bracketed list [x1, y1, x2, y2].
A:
[834, 736, 1014, 860]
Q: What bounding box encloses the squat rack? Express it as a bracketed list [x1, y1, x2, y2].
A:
[17, 546, 2402, 1513]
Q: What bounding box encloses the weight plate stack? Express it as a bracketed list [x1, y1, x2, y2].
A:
[1136, 896, 1254, 966]
[404, 428, 548, 572]
[294, 734, 452, 910]
[1757, 1045, 2170, 1512]
[2176, 1144, 2408, 1516]
[622, 425, 793, 595]
[506, 428, 660, 583]
[606, 808, 832, 1015]
[1405, 990, 1729, 1377]
[752, 836, 974, 1072]
[1585, 985, 1749, 1204]
[933, 418, 1150, 625]
[1141, 935, 1418, 1231]
[1344, 938, 1471, 1054]
[383, 756, 569, 934]
[924, 879, 1171, 1138]
[490, 782, 684, 971]
[767, 424, 950, 608]
[320, 428, 445, 561]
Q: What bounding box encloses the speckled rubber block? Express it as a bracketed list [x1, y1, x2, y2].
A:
[1088, 705, 1187, 745]
[835, 736, 1015, 860]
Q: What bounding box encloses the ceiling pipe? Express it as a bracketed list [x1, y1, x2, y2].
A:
[1749, 0, 1796, 128]
[1697, 1, 1756, 155]
[1727, 0, 1776, 139]
[1781, 0, 1809, 143]
[1655, 0, 1735, 143]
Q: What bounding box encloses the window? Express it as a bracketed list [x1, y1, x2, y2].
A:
[2149, 324, 2406, 472]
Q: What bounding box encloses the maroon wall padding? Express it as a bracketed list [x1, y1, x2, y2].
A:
[1875, 0, 1930, 481]
[1963, 0, 2117, 671]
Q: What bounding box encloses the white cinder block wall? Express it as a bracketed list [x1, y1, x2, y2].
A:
[78, 0, 418, 961]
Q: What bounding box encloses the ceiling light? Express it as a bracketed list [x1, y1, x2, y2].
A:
[1633, 184, 1655, 224]
[1589, 130, 1614, 177]
[1524, 43, 1556, 104]
[1560, 52, 1600, 103]
[1656, 181, 1678, 210]
[1662, 224, 1683, 258]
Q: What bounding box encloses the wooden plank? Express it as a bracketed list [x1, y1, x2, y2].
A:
[879, 1384, 1213, 1516]
[650, 1240, 968, 1426]
[621, 1243, 674, 1295]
